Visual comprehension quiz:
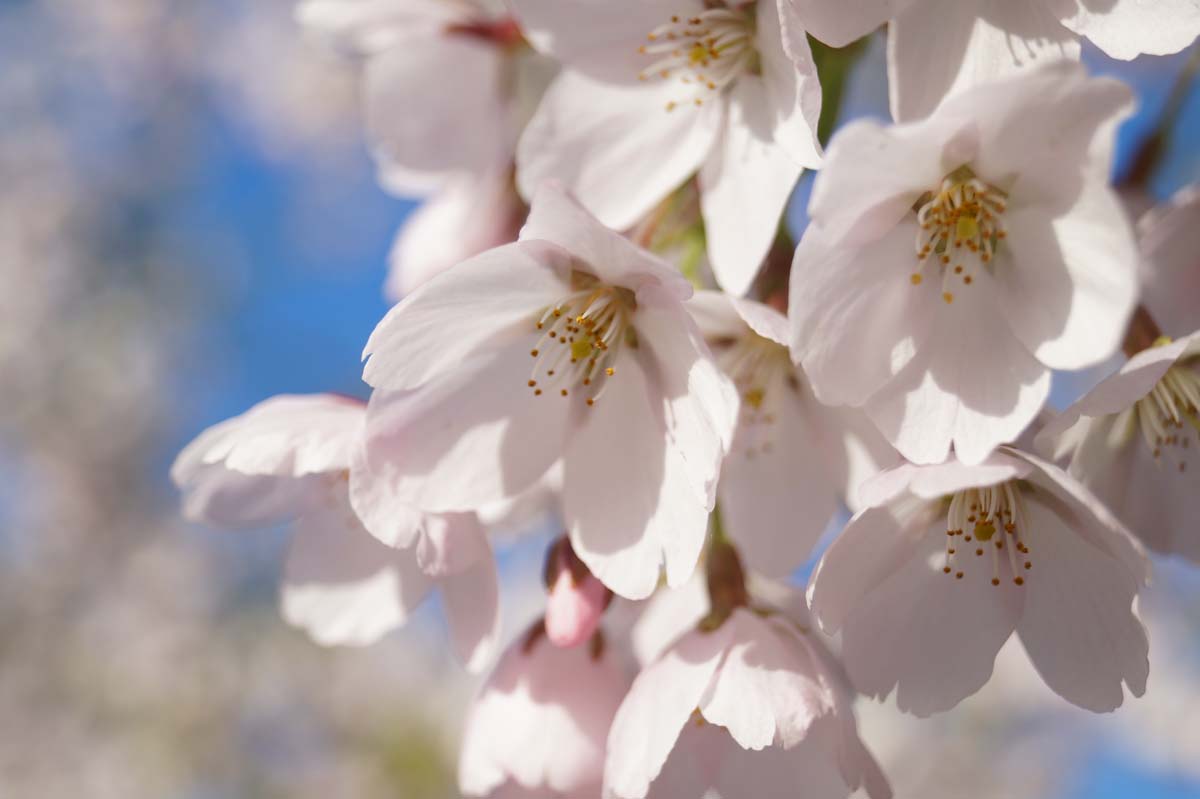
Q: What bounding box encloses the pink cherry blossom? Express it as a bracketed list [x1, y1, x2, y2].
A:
[172, 394, 500, 668]
[790, 62, 1137, 466]
[807, 447, 1150, 716]
[790, 0, 1200, 121]
[510, 0, 822, 295]
[459, 625, 629, 798]
[688, 290, 894, 576]
[1037, 331, 1200, 563]
[361, 184, 739, 599]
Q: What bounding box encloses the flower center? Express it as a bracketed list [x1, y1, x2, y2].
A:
[911, 168, 1008, 305]
[716, 332, 793, 457]
[1132, 360, 1200, 474]
[942, 482, 1032, 586]
[527, 280, 636, 407]
[637, 6, 755, 112]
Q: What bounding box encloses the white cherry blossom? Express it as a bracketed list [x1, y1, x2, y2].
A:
[790, 0, 1200, 121]
[688, 290, 894, 576]
[511, 0, 823, 295]
[1138, 184, 1200, 338]
[807, 447, 1150, 716]
[171, 394, 500, 668]
[1037, 332, 1200, 563]
[790, 62, 1137, 466]
[362, 184, 739, 599]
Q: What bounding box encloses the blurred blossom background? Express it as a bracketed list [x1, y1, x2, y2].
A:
[1, 1, 1198, 797]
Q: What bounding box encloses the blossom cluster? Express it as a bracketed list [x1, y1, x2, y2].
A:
[174, 1, 1200, 796]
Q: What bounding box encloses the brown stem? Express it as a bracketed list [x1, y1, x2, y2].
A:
[1122, 304, 1164, 357]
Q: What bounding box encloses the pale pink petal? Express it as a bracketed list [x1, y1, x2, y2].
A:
[685, 290, 749, 341]
[176, 465, 319, 529]
[838, 525, 1023, 716]
[441, 541, 502, 673]
[699, 610, 833, 750]
[385, 170, 522, 302]
[508, 0, 701, 83]
[1061, 0, 1200, 59]
[362, 338, 570, 512]
[519, 183, 693, 300]
[171, 394, 364, 482]
[636, 291, 739, 507]
[865, 276, 1051, 466]
[363, 239, 568, 392]
[888, 0, 1079, 123]
[545, 565, 610, 649]
[631, 575, 710, 667]
[787, 0, 913, 47]
[516, 71, 721, 231]
[1138, 185, 1200, 336]
[1109, 423, 1200, 562]
[994, 184, 1137, 371]
[720, 369, 839, 577]
[297, 0, 465, 54]
[461, 634, 628, 797]
[347, 445, 426, 549]
[855, 452, 1033, 508]
[564, 351, 709, 599]
[790, 222, 938, 407]
[806, 501, 928, 635]
[604, 623, 734, 799]
[1015, 496, 1148, 711]
[699, 79, 805, 296]
[760, 0, 823, 168]
[282, 494, 432, 646]
[364, 34, 509, 193]
[416, 512, 491, 577]
[728, 295, 789, 346]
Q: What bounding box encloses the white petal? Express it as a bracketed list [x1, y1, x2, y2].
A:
[699, 610, 833, 750]
[1015, 496, 1148, 711]
[855, 451, 1032, 508]
[297, 0, 463, 54]
[720, 371, 839, 577]
[508, 0, 701, 83]
[604, 624, 733, 799]
[171, 394, 364, 483]
[363, 239, 568, 392]
[564, 352, 709, 600]
[440, 538, 502, 673]
[1138, 185, 1200, 337]
[636, 292, 739, 507]
[790, 222, 938, 407]
[385, 170, 521, 302]
[888, 0, 1079, 123]
[1061, 0, 1200, 59]
[631, 575, 710, 667]
[516, 71, 720, 231]
[176, 465, 319, 529]
[865, 277, 1051, 465]
[786, 0, 911, 47]
[806, 500, 928, 635]
[364, 34, 509, 192]
[699, 79, 805, 296]
[685, 290, 750, 341]
[362, 338, 570, 512]
[282, 494, 432, 647]
[839, 524, 1022, 716]
[347, 445, 426, 549]
[520, 183, 693, 300]
[461, 635, 628, 796]
[1109, 424, 1200, 563]
[760, 0, 823, 168]
[995, 184, 1137, 371]
[416, 512, 491, 577]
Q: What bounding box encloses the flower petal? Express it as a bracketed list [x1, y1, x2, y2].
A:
[699, 79, 805, 296]
[363, 239, 568, 392]
[564, 351, 710, 599]
[282, 494, 432, 646]
[760, 0, 823, 168]
[786, 0, 912, 47]
[1015, 496, 1148, 712]
[1060, 0, 1200, 59]
[1139, 185, 1200, 337]
[838, 523, 1023, 716]
[516, 71, 720, 231]
[440, 536, 501, 673]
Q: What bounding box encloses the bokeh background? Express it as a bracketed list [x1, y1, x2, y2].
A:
[1, 1, 1198, 797]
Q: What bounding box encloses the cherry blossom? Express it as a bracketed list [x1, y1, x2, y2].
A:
[510, 0, 822, 295]
[605, 579, 889, 799]
[807, 447, 1150, 716]
[171, 394, 500, 668]
[1137, 184, 1200, 338]
[1037, 332, 1200, 562]
[459, 623, 629, 799]
[790, 62, 1137, 466]
[361, 184, 739, 599]
[791, 0, 1200, 121]
[688, 291, 894, 575]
